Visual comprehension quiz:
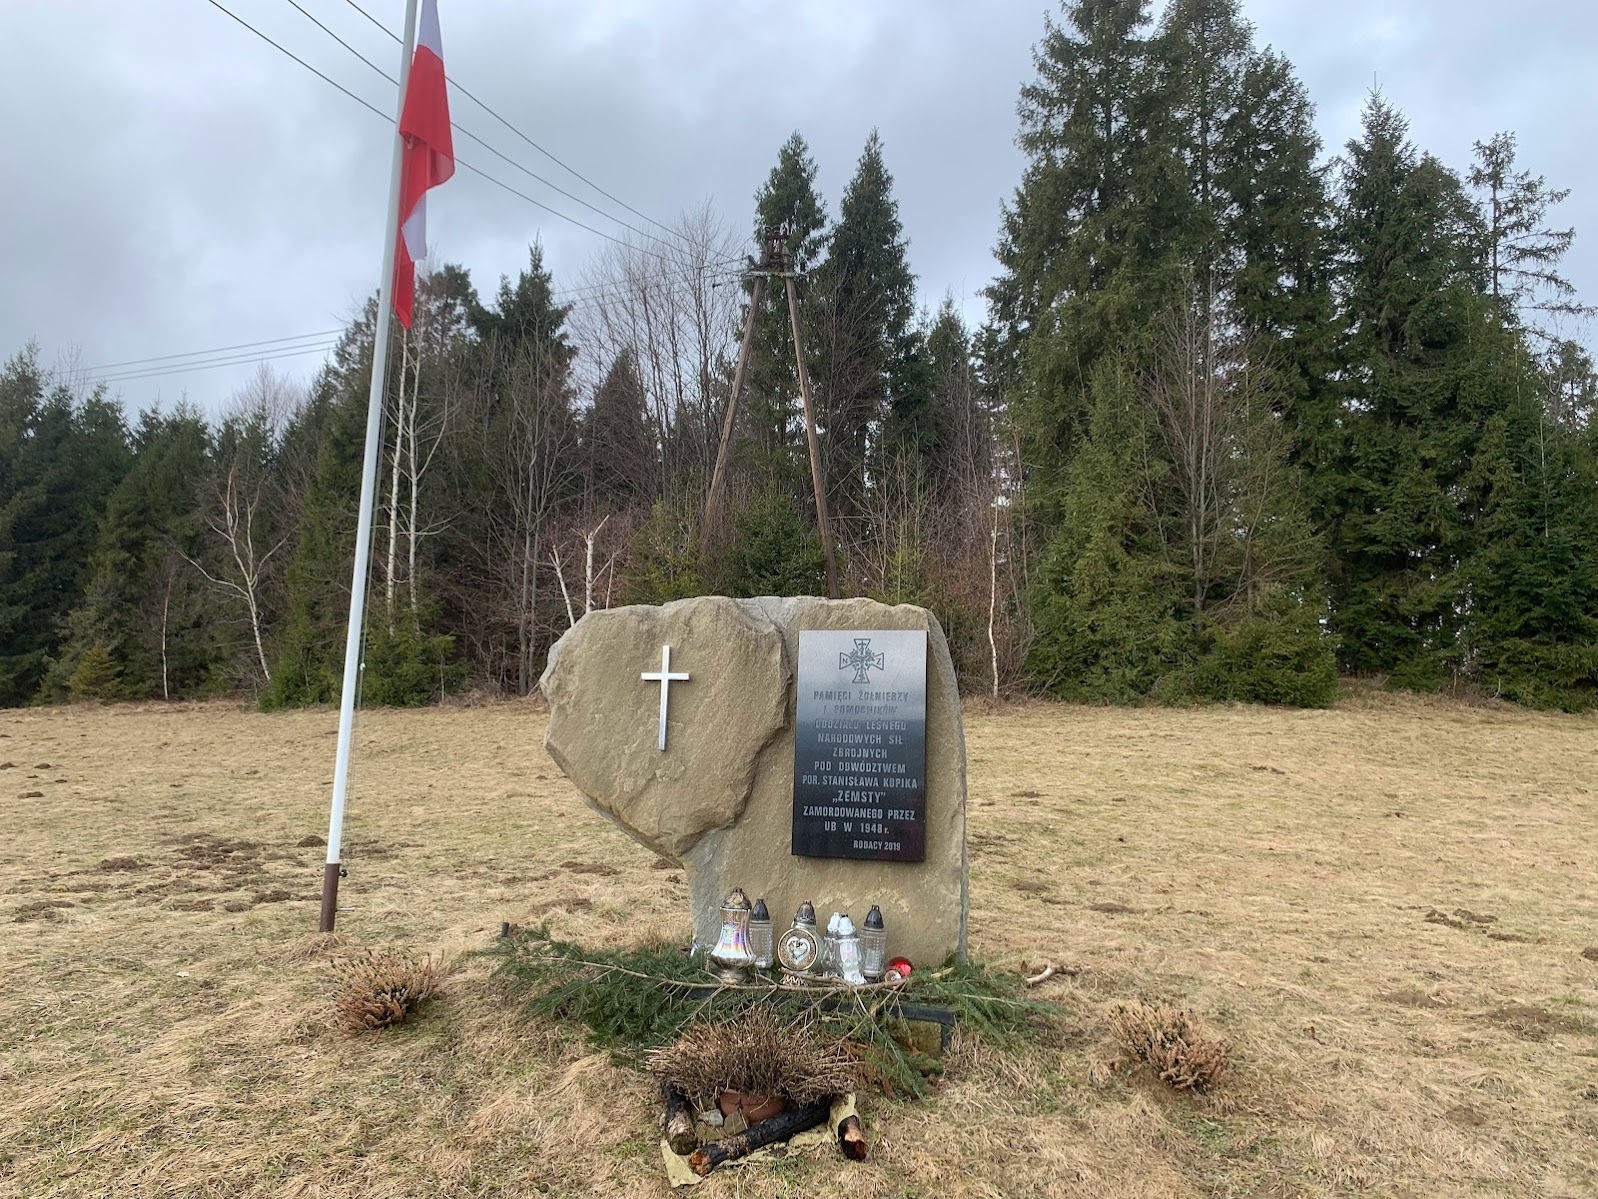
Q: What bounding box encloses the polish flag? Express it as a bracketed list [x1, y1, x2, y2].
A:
[393, 0, 454, 329]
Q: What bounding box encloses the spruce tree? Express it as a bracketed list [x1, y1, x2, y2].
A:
[989, 0, 1175, 512]
[913, 299, 991, 497]
[1542, 338, 1596, 430]
[813, 131, 919, 514]
[1468, 131, 1591, 332]
[0, 348, 132, 705]
[453, 249, 580, 693]
[1154, 0, 1336, 498]
[1329, 96, 1487, 683]
[584, 349, 655, 505]
[1027, 359, 1186, 700]
[473, 245, 576, 375]
[54, 408, 213, 699]
[1462, 334, 1598, 709]
[266, 364, 367, 708]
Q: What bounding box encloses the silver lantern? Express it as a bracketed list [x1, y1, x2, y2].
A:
[709, 888, 756, 982]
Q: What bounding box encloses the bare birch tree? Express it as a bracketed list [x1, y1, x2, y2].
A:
[568, 202, 745, 498]
[186, 366, 298, 686]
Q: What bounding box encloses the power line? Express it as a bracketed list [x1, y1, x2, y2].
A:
[203, 0, 392, 123]
[551, 265, 746, 303]
[84, 259, 745, 388]
[452, 160, 678, 260]
[336, 0, 684, 243]
[281, 0, 681, 253]
[84, 328, 344, 371]
[204, 0, 681, 262]
[88, 340, 341, 386]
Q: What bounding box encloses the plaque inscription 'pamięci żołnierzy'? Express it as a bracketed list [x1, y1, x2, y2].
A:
[791, 628, 928, 862]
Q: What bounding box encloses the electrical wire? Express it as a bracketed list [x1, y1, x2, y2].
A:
[82, 260, 751, 390]
[83, 328, 345, 371]
[336, 0, 685, 243]
[203, 0, 686, 263]
[281, 0, 683, 254]
[88, 340, 340, 385]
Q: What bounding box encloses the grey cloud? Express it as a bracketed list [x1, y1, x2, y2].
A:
[2, 1, 1593, 412]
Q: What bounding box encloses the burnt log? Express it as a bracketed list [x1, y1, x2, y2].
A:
[687, 1098, 831, 1176]
[660, 1082, 697, 1156]
[837, 1113, 867, 1160]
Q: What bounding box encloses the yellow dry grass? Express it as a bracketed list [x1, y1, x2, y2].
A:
[0, 690, 1595, 1198]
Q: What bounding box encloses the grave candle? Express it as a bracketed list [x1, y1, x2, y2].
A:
[860, 905, 886, 981]
[749, 897, 773, 969]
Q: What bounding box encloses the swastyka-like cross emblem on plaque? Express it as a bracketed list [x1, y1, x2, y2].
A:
[839, 637, 887, 685]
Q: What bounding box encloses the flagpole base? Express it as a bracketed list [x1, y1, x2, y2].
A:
[319, 862, 342, 933]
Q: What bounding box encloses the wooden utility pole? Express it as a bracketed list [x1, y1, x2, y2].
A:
[700, 272, 765, 558]
[700, 228, 838, 599]
[784, 273, 837, 597]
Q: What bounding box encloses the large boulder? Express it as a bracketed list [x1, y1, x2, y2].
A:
[541, 596, 968, 967]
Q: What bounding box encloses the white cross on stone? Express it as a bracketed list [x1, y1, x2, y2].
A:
[640, 645, 690, 751]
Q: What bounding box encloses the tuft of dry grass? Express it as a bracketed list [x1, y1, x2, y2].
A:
[1107, 1000, 1229, 1092]
[334, 948, 442, 1033]
[646, 1007, 857, 1109]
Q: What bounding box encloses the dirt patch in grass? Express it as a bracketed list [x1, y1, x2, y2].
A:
[174, 836, 261, 865]
[1478, 1003, 1593, 1041]
[12, 899, 73, 922]
[559, 861, 620, 877]
[1377, 987, 1451, 1010]
[1087, 901, 1144, 915]
[524, 895, 595, 918]
[163, 897, 215, 912]
[1010, 877, 1052, 895]
[967, 830, 1013, 856]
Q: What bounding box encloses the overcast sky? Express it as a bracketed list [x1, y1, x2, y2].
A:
[5, 0, 1596, 414]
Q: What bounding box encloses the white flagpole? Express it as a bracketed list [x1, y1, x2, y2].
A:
[321, 0, 422, 933]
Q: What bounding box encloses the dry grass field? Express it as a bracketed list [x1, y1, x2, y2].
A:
[1, 692, 1596, 1198]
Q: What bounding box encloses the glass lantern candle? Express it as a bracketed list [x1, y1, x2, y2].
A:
[779, 901, 821, 977]
[860, 905, 887, 981]
[749, 897, 773, 969]
[710, 888, 755, 982]
[835, 913, 867, 985]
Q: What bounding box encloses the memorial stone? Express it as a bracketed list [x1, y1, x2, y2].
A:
[540, 596, 967, 966]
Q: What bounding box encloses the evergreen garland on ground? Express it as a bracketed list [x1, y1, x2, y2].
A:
[488, 927, 1059, 1098]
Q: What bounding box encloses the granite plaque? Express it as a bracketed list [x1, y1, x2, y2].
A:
[791, 628, 928, 861]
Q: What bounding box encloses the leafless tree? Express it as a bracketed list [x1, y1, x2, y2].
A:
[184, 365, 298, 686]
[463, 336, 583, 693]
[1145, 277, 1232, 616]
[1143, 277, 1316, 620]
[568, 202, 745, 497]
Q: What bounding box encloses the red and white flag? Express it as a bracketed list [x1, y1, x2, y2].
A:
[393, 0, 454, 329]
